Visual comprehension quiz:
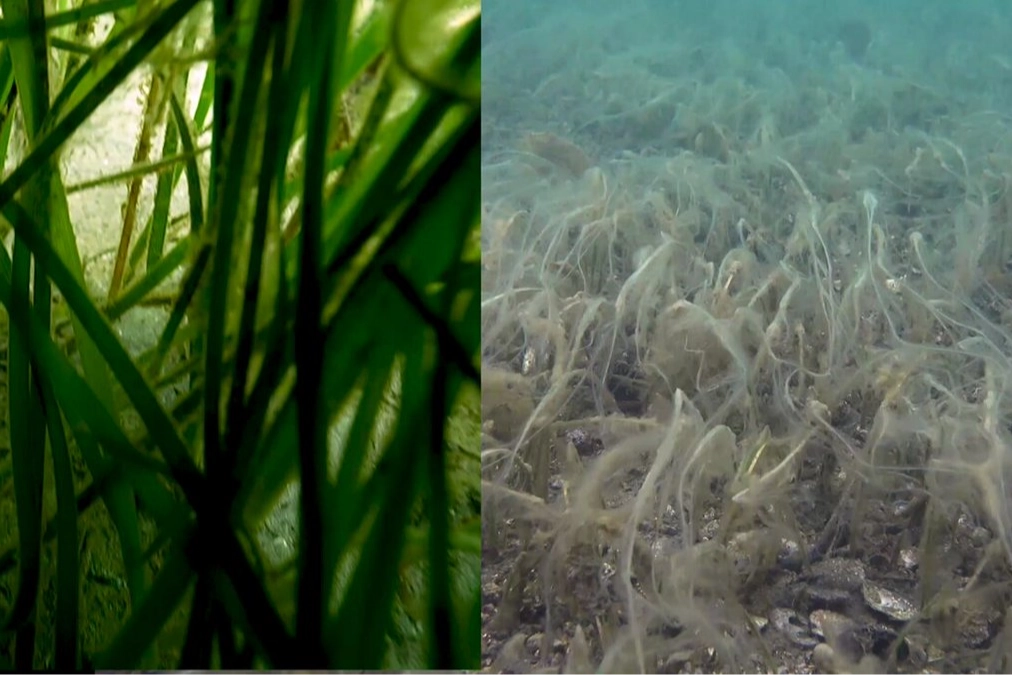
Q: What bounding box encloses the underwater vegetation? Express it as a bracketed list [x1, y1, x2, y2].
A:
[482, 2, 1012, 673]
[0, 0, 480, 669]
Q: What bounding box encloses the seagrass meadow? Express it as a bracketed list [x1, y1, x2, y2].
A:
[0, 0, 480, 669]
[482, 1, 1012, 673]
